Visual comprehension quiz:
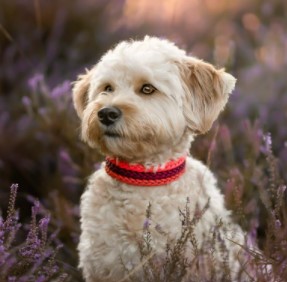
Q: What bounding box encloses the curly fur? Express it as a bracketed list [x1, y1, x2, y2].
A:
[73, 36, 247, 282]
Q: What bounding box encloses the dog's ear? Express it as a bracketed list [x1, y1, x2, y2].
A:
[72, 69, 92, 118]
[179, 59, 236, 134]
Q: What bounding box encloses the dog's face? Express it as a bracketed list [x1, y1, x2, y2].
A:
[73, 37, 236, 160]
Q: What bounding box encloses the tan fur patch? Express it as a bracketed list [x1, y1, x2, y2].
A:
[72, 70, 92, 118]
[178, 59, 231, 134]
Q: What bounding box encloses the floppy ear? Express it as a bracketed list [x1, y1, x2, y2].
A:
[179, 59, 236, 134]
[72, 69, 92, 118]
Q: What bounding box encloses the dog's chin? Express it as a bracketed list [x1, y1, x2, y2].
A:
[99, 133, 168, 161]
[98, 130, 124, 153]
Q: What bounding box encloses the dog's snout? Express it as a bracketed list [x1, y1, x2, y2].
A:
[98, 107, 122, 126]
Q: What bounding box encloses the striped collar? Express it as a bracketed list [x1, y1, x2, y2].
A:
[105, 155, 186, 186]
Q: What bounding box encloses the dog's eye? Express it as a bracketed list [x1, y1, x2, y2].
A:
[104, 85, 114, 92]
[141, 84, 156, 95]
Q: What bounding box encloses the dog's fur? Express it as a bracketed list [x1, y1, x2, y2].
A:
[73, 36, 246, 281]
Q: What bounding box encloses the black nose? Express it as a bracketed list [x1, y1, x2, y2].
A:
[97, 107, 122, 126]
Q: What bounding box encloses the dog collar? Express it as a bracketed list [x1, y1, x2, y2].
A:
[105, 155, 186, 186]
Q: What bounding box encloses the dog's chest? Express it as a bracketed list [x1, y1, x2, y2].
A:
[79, 158, 229, 279]
[83, 168, 193, 236]
[81, 158, 215, 239]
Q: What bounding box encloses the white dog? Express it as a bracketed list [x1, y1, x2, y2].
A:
[73, 36, 247, 281]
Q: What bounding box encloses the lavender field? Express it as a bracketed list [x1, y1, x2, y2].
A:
[0, 0, 287, 281]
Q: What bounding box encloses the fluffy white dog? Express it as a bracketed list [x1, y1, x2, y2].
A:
[73, 36, 247, 281]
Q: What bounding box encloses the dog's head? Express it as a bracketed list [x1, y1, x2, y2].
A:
[72, 36, 236, 160]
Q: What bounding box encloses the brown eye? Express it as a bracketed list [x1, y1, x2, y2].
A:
[141, 84, 156, 95]
[104, 85, 113, 92]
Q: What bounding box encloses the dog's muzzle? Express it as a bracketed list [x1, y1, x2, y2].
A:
[98, 106, 122, 126]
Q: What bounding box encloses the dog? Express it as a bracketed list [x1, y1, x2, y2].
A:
[73, 36, 248, 281]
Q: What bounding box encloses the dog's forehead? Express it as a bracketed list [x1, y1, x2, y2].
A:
[95, 37, 186, 76]
[95, 53, 177, 81]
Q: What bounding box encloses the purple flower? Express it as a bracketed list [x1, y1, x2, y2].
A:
[0, 184, 69, 279]
[143, 218, 151, 230]
[51, 80, 71, 98]
[28, 73, 44, 91]
[280, 259, 287, 273]
[94, 162, 102, 171]
[278, 185, 286, 195]
[35, 275, 46, 282]
[22, 96, 31, 107]
[275, 219, 282, 229]
[39, 216, 50, 231]
[59, 149, 71, 163]
[261, 132, 273, 154]
[32, 200, 40, 216]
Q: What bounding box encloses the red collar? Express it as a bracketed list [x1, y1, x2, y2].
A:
[105, 156, 186, 186]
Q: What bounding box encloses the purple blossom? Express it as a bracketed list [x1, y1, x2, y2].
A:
[261, 132, 273, 154]
[38, 107, 48, 117]
[28, 73, 44, 91]
[275, 219, 282, 229]
[59, 148, 71, 163]
[94, 162, 102, 170]
[32, 200, 40, 216]
[143, 218, 151, 230]
[39, 216, 50, 231]
[21, 96, 31, 107]
[51, 80, 71, 98]
[35, 275, 46, 282]
[247, 228, 257, 248]
[280, 259, 287, 274]
[0, 185, 68, 280]
[278, 185, 286, 195]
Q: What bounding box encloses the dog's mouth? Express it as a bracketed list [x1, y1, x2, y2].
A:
[104, 131, 121, 138]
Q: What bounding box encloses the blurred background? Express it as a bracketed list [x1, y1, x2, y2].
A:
[1, 0, 287, 280]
